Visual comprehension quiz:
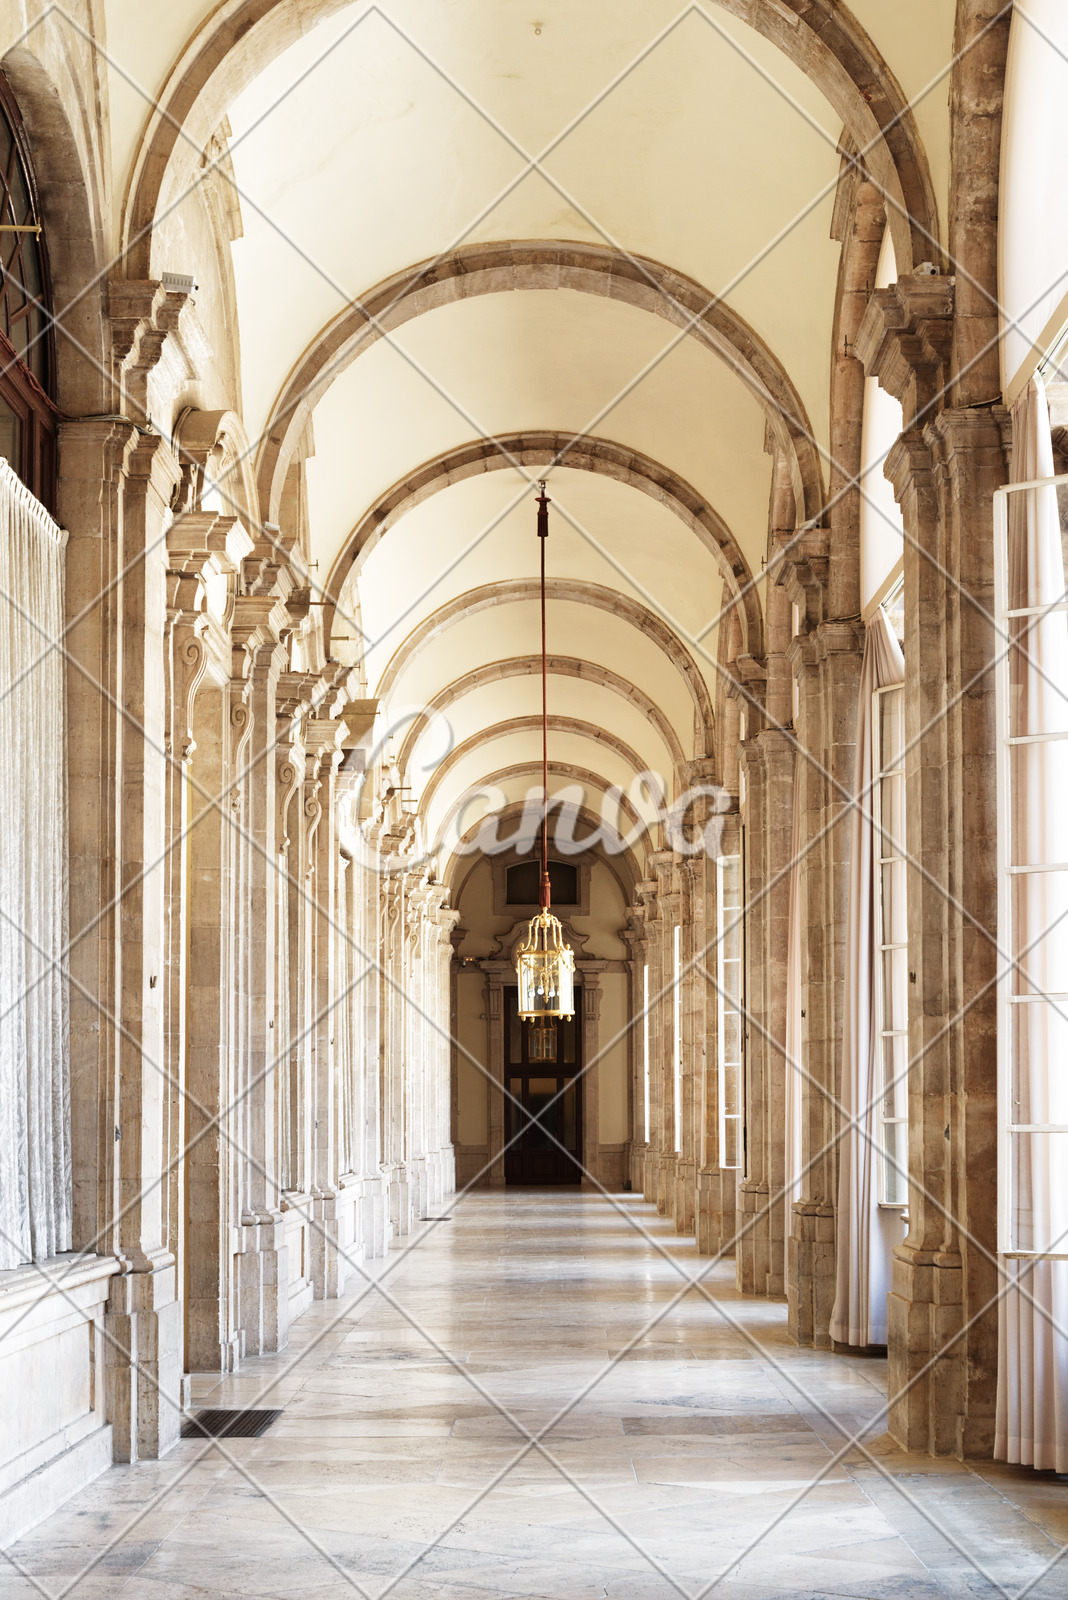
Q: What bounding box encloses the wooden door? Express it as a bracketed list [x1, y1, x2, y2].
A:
[503, 986, 583, 1185]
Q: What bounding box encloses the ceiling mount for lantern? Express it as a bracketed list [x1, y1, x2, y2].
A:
[516, 481, 575, 1023]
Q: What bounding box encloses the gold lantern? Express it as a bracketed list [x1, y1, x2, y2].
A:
[516, 908, 575, 1022]
[516, 482, 575, 1024]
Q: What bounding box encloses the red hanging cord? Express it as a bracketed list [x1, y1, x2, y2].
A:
[536, 481, 550, 911]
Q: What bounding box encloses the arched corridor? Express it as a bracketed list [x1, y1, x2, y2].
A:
[4, 2, 1068, 1594]
[5, 1191, 1066, 1598]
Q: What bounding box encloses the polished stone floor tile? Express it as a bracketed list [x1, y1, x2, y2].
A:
[4, 1191, 1067, 1598]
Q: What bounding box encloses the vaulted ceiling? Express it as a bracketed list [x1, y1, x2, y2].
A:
[108, 0, 957, 876]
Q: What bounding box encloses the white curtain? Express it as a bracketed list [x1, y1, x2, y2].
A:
[995, 375, 1068, 1472]
[830, 606, 905, 1346]
[783, 755, 803, 1284]
[0, 459, 70, 1269]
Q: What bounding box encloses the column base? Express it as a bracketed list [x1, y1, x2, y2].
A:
[696, 1167, 737, 1259]
[360, 1175, 389, 1258]
[105, 1248, 183, 1460]
[235, 1213, 289, 1355]
[788, 1201, 835, 1346]
[310, 1192, 342, 1300]
[674, 1157, 696, 1234]
[735, 1180, 785, 1297]
[887, 1243, 966, 1455]
[656, 1153, 677, 1217]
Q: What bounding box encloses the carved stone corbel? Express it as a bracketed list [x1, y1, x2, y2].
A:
[769, 527, 831, 632]
[854, 272, 955, 428]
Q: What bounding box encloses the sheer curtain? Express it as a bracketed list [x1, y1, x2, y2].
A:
[830, 606, 905, 1346]
[995, 375, 1068, 1472]
[0, 460, 70, 1269]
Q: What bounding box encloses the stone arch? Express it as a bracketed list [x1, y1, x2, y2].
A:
[375, 578, 716, 761]
[120, 0, 937, 288]
[417, 714, 653, 827]
[172, 406, 261, 527]
[2, 42, 107, 413]
[445, 798, 640, 910]
[258, 240, 825, 534]
[398, 656, 686, 784]
[328, 431, 763, 661]
[437, 766, 646, 893]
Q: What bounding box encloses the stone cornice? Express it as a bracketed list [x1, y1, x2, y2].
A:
[854, 272, 955, 426]
[166, 511, 255, 576]
[770, 527, 830, 630]
[724, 652, 768, 709]
[107, 278, 208, 425]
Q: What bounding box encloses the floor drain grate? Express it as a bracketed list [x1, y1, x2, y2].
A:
[181, 1408, 282, 1440]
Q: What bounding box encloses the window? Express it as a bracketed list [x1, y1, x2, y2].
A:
[716, 854, 743, 1169]
[642, 962, 650, 1143]
[994, 471, 1068, 1259]
[506, 858, 579, 906]
[673, 923, 682, 1153]
[0, 76, 55, 511]
[873, 683, 908, 1204]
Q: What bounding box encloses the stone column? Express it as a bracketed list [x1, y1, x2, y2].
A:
[60, 417, 129, 1266]
[103, 430, 184, 1451]
[357, 817, 387, 1255]
[161, 543, 208, 1405]
[675, 860, 698, 1235]
[637, 878, 662, 1206]
[433, 903, 461, 1202]
[579, 963, 606, 1186]
[305, 717, 347, 1295]
[231, 600, 291, 1354]
[274, 705, 305, 1197]
[481, 960, 510, 1187]
[623, 906, 650, 1193]
[735, 727, 792, 1299]
[857, 271, 1009, 1454]
[696, 811, 740, 1260]
[648, 852, 679, 1219]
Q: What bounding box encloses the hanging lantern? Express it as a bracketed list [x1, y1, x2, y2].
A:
[517, 911, 575, 1021]
[516, 482, 575, 1022]
[528, 1019, 559, 1063]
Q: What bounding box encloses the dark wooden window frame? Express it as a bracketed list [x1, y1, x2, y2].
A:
[0, 73, 56, 512]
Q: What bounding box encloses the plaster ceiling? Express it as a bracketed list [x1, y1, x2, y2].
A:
[302, 291, 772, 583]
[103, 0, 958, 872]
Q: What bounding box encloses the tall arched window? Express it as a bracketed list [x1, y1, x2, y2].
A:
[0, 74, 55, 511]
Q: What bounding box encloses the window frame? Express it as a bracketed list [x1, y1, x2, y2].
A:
[672, 922, 682, 1154]
[715, 853, 743, 1171]
[642, 961, 650, 1144]
[994, 473, 1068, 1259]
[872, 681, 908, 1207]
[0, 73, 56, 512]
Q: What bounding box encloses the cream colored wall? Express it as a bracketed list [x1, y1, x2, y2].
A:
[596, 970, 630, 1146]
[571, 861, 629, 960]
[859, 229, 905, 614]
[455, 970, 488, 1148]
[999, 0, 1068, 396]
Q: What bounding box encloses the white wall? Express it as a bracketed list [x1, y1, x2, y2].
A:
[999, 0, 1068, 397]
[860, 229, 905, 614]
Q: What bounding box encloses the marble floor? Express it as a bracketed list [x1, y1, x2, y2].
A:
[3, 1191, 1066, 1600]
